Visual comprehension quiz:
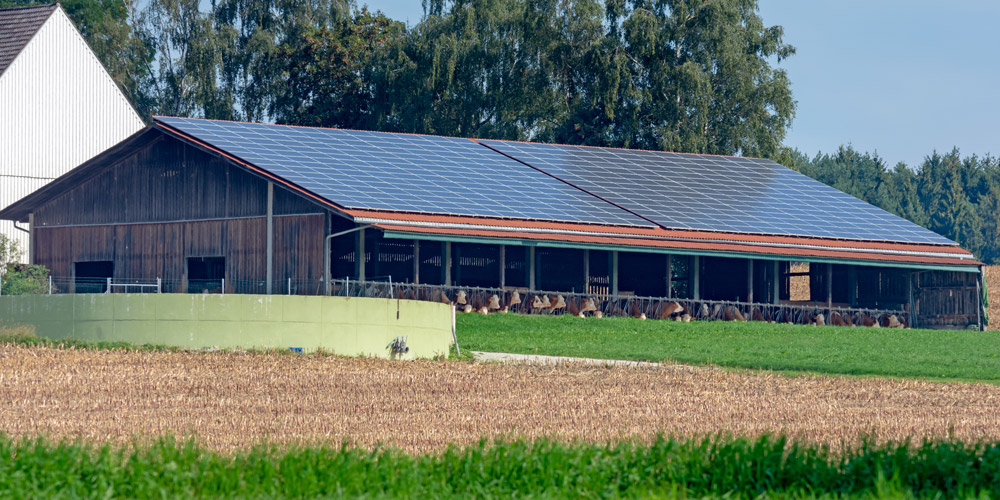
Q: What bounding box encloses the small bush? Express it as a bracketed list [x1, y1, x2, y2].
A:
[1, 263, 50, 295]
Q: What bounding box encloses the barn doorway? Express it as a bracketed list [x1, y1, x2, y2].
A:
[74, 261, 113, 293]
[187, 257, 225, 293]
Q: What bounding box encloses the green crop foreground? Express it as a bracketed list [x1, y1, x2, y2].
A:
[457, 314, 1000, 383]
[1, 434, 998, 499]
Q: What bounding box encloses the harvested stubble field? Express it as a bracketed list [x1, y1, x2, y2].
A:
[2, 343, 1000, 454]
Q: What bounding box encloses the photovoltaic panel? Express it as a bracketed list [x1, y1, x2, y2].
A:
[155, 117, 651, 227]
[480, 140, 955, 244]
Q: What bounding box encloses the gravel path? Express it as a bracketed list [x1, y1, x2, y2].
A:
[472, 350, 677, 368]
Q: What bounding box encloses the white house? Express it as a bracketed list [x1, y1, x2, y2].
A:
[0, 3, 143, 260]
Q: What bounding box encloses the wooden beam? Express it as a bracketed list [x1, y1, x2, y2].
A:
[583, 249, 590, 294]
[356, 227, 366, 281]
[27, 213, 34, 265]
[747, 259, 754, 303]
[976, 266, 986, 332]
[499, 244, 505, 288]
[454, 244, 462, 286]
[692, 256, 700, 300]
[266, 182, 274, 295]
[413, 240, 420, 284]
[847, 265, 857, 307]
[772, 261, 780, 304]
[323, 212, 331, 295]
[665, 254, 672, 298]
[528, 246, 536, 290]
[826, 263, 833, 309]
[443, 241, 452, 286]
[907, 271, 916, 328]
[611, 251, 619, 297]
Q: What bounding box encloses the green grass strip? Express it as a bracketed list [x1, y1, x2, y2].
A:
[457, 314, 1000, 383]
[0, 434, 998, 498]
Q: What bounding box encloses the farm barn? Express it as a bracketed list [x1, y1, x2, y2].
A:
[0, 117, 986, 330]
[0, 3, 144, 256]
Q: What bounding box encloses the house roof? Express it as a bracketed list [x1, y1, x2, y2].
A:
[0, 3, 56, 78]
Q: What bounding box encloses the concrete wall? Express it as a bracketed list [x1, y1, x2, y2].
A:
[0, 294, 453, 359]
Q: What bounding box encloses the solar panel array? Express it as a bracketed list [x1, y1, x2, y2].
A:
[156, 117, 955, 245]
[156, 117, 650, 227]
[481, 140, 954, 244]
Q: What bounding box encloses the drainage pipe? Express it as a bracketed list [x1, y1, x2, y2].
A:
[324, 224, 372, 295]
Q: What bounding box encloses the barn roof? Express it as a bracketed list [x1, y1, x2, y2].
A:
[0, 3, 56, 78]
[0, 117, 981, 270]
[154, 117, 954, 245]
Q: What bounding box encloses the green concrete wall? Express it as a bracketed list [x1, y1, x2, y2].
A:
[0, 294, 453, 359]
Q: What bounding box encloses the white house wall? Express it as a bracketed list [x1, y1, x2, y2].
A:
[0, 7, 144, 256]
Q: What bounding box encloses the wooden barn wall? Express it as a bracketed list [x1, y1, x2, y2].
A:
[915, 271, 979, 327]
[273, 214, 326, 293]
[32, 136, 323, 228]
[33, 214, 324, 293]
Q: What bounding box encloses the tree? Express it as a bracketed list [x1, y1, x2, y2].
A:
[0, 264, 50, 295]
[0, 234, 21, 273]
[140, 0, 232, 117]
[608, 0, 795, 156]
[271, 7, 404, 128]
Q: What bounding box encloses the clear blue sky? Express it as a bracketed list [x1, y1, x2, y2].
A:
[363, 1, 998, 167]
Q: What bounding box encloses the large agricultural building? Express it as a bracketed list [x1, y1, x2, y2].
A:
[0, 4, 144, 253]
[0, 117, 987, 329]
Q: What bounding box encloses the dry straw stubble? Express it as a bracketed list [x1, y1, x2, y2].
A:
[4, 344, 1000, 453]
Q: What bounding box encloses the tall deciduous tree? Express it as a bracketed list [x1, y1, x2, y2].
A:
[270, 7, 403, 128]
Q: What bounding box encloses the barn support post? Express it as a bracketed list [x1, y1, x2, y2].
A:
[322, 213, 331, 294]
[826, 263, 833, 310]
[356, 228, 366, 281]
[528, 246, 536, 290]
[413, 240, 420, 284]
[746, 259, 754, 303]
[978, 267, 985, 331]
[665, 254, 672, 298]
[692, 256, 701, 300]
[771, 261, 780, 304]
[266, 182, 274, 294]
[848, 265, 858, 307]
[583, 249, 590, 294]
[443, 242, 452, 286]
[499, 245, 506, 288]
[907, 271, 916, 329]
[611, 251, 619, 297]
[27, 213, 35, 265]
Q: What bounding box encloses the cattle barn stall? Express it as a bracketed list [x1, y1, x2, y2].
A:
[0, 117, 986, 330]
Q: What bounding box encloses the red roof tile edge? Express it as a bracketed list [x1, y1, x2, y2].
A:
[345, 209, 972, 257]
[373, 224, 981, 267]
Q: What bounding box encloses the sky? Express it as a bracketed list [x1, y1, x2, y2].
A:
[362, 0, 998, 168]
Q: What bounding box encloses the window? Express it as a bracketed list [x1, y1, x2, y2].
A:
[187, 257, 225, 293]
[74, 261, 113, 293]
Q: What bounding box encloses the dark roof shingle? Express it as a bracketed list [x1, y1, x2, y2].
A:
[0, 3, 56, 77]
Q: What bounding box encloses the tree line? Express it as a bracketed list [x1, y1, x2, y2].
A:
[2, 0, 996, 263]
[793, 147, 998, 264]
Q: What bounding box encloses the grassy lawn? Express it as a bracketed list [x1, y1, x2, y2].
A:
[457, 314, 1000, 382]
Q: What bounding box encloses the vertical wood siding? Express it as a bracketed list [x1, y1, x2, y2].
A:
[33, 214, 322, 293]
[32, 137, 325, 227]
[0, 8, 144, 249]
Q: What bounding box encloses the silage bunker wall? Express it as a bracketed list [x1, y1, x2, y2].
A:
[0, 294, 452, 359]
